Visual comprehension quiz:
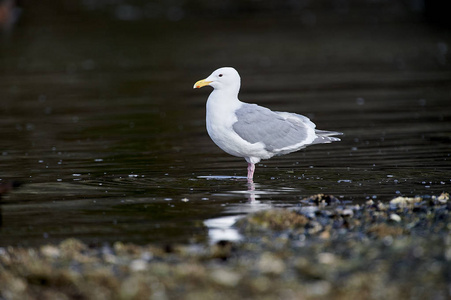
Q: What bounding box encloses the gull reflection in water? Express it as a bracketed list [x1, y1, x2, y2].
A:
[203, 180, 277, 244]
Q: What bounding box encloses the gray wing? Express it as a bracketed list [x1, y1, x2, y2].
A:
[232, 103, 311, 152]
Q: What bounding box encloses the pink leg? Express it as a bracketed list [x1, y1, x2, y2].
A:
[247, 163, 255, 182]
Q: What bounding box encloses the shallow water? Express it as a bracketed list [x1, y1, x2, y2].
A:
[0, 1, 450, 246]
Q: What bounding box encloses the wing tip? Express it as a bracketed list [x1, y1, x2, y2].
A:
[315, 130, 343, 137]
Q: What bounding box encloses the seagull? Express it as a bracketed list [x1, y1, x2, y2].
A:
[193, 67, 342, 182]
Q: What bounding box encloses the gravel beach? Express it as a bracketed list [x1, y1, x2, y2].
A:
[1, 193, 450, 300]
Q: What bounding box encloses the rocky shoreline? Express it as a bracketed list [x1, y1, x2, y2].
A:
[1, 193, 450, 299]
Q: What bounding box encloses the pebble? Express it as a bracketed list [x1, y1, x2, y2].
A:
[317, 252, 336, 265]
[258, 253, 285, 275]
[129, 259, 148, 272]
[390, 196, 422, 208]
[210, 269, 241, 287]
[40, 245, 60, 258]
[389, 213, 402, 222]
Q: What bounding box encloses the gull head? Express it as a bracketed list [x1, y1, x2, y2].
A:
[193, 67, 241, 93]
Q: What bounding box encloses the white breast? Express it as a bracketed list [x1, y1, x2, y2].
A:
[205, 91, 268, 160]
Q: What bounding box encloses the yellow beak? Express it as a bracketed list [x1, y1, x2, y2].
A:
[193, 79, 212, 89]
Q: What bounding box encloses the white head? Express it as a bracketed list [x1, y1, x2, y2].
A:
[193, 67, 241, 96]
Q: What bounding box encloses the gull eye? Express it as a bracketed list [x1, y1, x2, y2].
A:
[218, 74, 223, 77]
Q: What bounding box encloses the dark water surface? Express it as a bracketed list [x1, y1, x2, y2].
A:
[1, 2, 450, 246]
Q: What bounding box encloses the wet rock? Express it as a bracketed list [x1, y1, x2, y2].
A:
[317, 252, 337, 265]
[390, 196, 422, 208]
[302, 194, 340, 206]
[294, 257, 327, 280]
[257, 252, 285, 275]
[129, 259, 148, 272]
[40, 245, 60, 258]
[376, 201, 388, 211]
[339, 208, 354, 218]
[210, 268, 241, 287]
[113, 241, 143, 257]
[298, 206, 318, 218]
[119, 275, 155, 300]
[235, 209, 308, 231]
[209, 240, 234, 261]
[318, 225, 332, 240]
[59, 238, 88, 259]
[304, 280, 332, 297]
[249, 276, 271, 293]
[434, 192, 449, 204]
[306, 220, 323, 235]
[389, 213, 402, 223]
[367, 223, 404, 238]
